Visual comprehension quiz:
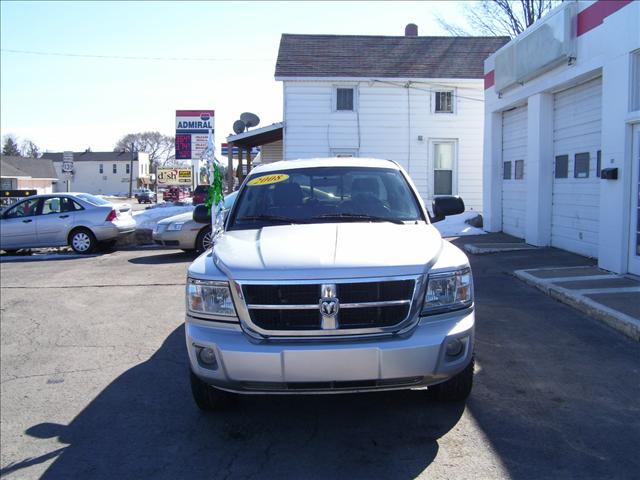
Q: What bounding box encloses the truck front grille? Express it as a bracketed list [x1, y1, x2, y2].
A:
[242, 279, 417, 333]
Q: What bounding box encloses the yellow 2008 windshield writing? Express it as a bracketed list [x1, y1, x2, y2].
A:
[247, 174, 289, 186]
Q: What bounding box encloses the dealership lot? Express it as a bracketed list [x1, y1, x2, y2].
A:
[1, 243, 638, 479]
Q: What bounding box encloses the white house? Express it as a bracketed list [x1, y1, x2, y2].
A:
[42, 151, 151, 195]
[482, 0, 639, 275]
[275, 26, 509, 212]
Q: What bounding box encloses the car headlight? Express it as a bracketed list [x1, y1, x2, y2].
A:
[167, 222, 185, 231]
[187, 279, 236, 317]
[422, 267, 473, 315]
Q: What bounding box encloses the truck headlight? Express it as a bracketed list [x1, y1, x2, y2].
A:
[167, 222, 185, 231]
[187, 279, 236, 316]
[422, 268, 473, 315]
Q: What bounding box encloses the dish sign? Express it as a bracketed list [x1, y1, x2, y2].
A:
[157, 168, 192, 185]
[175, 110, 214, 161]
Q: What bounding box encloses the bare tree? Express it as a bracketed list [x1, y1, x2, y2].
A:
[436, 0, 560, 38]
[114, 132, 175, 166]
[20, 139, 41, 158]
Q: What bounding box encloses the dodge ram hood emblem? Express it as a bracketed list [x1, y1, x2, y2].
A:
[319, 297, 339, 317]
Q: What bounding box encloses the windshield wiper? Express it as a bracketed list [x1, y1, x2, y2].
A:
[236, 215, 309, 224]
[312, 213, 405, 225]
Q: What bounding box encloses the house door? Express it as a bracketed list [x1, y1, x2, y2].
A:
[431, 140, 457, 197]
[629, 124, 640, 275]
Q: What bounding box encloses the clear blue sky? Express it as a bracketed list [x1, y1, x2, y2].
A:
[1, 1, 465, 153]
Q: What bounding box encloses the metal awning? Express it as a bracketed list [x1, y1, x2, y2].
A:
[225, 122, 283, 148]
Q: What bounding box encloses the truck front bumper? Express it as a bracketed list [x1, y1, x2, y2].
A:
[186, 309, 474, 394]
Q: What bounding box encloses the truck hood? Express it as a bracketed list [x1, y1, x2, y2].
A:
[205, 222, 443, 281]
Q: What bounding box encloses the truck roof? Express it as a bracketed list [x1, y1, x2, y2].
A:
[249, 157, 400, 175]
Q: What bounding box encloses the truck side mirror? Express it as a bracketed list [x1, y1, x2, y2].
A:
[431, 196, 465, 223]
[193, 205, 211, 224]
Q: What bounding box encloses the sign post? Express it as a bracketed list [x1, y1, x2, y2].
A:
[62, 151, 74, 192]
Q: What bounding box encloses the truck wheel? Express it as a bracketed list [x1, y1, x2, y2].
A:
[196, 226, 213, 254]
[190, 370, 237, 411]
[429, 356, 474, 402]
[69, 228, 96, 254]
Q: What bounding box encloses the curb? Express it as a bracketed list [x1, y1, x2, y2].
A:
[513, 269, 640, 342]
[464, 243, 538, 255]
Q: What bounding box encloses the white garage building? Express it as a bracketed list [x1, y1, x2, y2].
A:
[483, 0, 639, 275]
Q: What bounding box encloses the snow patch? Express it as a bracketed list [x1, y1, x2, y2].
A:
[434, 212, 485, 238]
[133, 205, 194, 230]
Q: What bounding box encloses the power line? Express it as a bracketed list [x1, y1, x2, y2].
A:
[371, 79, 484, 102]
[0, 48, 272, 62]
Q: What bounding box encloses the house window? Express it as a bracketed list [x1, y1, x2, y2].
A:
[336, 88, 354, 111]
[126, 164, 130, 175]
[113, 164, 117, 174]
[433, 141, 455, 195]
[99, 164, 103, 174]
[555, 155, 568, 178]
[503, 161, 512, 180]
[574, 152, 590, 178]
[435, 91, 453, 113]
[514, 160, 524, 180]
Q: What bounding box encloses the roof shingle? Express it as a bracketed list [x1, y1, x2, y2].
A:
[0, 155, 58, 179]
[41, 151, 143, 162]
[275, 34, 509, 79]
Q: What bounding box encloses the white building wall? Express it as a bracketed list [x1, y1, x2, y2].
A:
[483, 0, 640, 273]
[52, 153, 149, 195]
[283, 79, 486, 212]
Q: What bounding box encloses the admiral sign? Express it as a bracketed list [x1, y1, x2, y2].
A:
[175, 110, 214, 161]
[157, 168, 192, 186]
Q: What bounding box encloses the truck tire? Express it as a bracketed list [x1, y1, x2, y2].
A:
[190, 370, 237, 411]
[429, 356, 474, 402]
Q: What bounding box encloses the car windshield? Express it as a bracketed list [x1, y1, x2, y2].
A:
[75, 193, 111, 206]
[228, 166, 424, 230]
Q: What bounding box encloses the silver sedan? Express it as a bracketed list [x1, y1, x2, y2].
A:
[0, 193, 136, 254]
[153, 191, 237, 253]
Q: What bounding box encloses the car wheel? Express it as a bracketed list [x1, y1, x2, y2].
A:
[196, 226, 213, 254]
[190, 370, 237, 411]
[429, 356, 474, 402]
[69, 228, 96, 254]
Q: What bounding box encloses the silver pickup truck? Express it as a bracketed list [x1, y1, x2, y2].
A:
[185, 158, 474, 410]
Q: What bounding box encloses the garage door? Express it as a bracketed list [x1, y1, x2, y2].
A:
[501, 105, 528, 238]
[552, 76, 602, 257]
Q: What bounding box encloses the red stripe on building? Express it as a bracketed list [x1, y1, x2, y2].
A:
[577, 0, 632, 36]
[484, 70, 495, 90]
[176, 110, 215, 116]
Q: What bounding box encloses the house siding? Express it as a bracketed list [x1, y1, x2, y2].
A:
[283, 80, 485, 211]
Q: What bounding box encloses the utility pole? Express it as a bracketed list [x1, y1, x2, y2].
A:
[128, 143, 134, 198]
[153, 160, 158, 204]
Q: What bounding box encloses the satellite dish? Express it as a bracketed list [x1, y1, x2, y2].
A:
[233, 120, 246, 134]
[240, 112, 260, 128]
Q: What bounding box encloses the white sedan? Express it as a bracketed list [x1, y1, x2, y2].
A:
[153, 191, 237, 253]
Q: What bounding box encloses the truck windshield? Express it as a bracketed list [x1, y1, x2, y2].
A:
[228, 166, 425, 230]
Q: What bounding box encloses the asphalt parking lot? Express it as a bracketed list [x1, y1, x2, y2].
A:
[1, 241, 639, 479]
